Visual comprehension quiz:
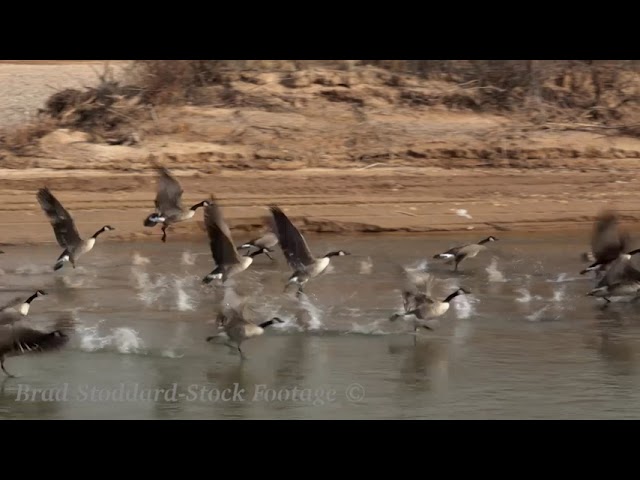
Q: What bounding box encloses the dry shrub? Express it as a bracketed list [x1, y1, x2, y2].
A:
[126, 61, 229, 104]
[0, 117, 58, 155]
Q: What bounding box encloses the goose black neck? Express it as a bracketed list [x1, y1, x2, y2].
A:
[628, 249, 640, 256]
[250, 249, 265, 258]
[478, 237, 492, 245]
[444, 290, 463, 303]
[324, 251, 343, 258]
[25, 293, 39, 304]
[190, 201, 207, 211]
[92, 227, 108, 239]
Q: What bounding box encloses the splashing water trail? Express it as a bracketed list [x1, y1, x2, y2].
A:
[486, 258, 506, 282]
[132, 252, 150, 266]
[181, 251, 197, 266]
[359, 257, 373, 275]
[453, 293, 475, 320]
[174, 277, 196, 311]
[77, 323, 146, 354]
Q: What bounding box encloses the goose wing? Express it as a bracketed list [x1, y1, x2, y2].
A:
[591, 210, 628, 264]
[204, 198, 241, 266]
[221, 287, 250, 316]
[154, 167, 185, 217]
[36, 188, 82, 249]
[0, 296, 22, 312]
[397, 265, 451, 311]
[0, 324, 70, 358]
[599, 254, 640, 287]
[269, 206, 315, 269]
[0, 310, 20, 326]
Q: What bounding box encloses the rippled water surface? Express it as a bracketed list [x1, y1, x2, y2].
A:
[1, 233, 640, 419]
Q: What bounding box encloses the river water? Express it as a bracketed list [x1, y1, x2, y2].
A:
[1, 233, 639, 419]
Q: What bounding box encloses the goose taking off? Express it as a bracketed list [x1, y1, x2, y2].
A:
[37, 188, 115, 271]
[389, 268, 464, 332]
[202, 197, 259, 284]
[433, 236, 498, 272]
[143, 167, 210, 242]
[390, 280, 470, 336]
[587, 248, 640, 303]
[237, 232, 279, 261]
[206, 294, 283, 358]
[269, 205, 350, 295]
[581, 210, 629, 275]
[0, 290, 47, 327]
[0, 312, 75, 377]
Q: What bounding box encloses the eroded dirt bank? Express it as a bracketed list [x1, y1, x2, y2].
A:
[1, 61, 639, 247]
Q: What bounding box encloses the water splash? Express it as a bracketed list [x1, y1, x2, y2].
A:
[78, 324, 146, 354]
[485, 258, 506, 282]
[525, 305, 560, 322]
[347, 319, 389, 335]
[181, 251, 197, 266]
[552, 285, 566, 303]
[359, 257, 373, 275]
[130, 267, 169, 307]
[132, 252, 150, 266]
[174, 277, 196, 311]
[453, 294, 475, 320]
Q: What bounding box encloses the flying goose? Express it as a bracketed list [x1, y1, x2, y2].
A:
[143, 167, 211, 242]
[0, 290, 47, 327]
[0, 312, 75, 377]
[580, 210, 629, 275]
[202, 196, 259, 284]
[586, 248, 640, 303]
[433, 236, 498, 272]
[237, 232, 279, 261]
[37, 188, 115, 271]
[269, 205, 350, 294]
[205, 294, 283, 358]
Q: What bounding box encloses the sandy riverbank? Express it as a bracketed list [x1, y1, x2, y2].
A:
[0, 61, 639, 246]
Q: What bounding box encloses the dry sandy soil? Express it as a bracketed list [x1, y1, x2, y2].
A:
[1, 61, 640, 247]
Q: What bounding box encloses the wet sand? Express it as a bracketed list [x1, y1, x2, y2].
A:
[2, 165, 640, 247]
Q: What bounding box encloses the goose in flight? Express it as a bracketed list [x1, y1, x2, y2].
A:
[433, 236, 498, 272]
[581, 209, 629, 275]
[202, 196, 260, 284]
[37, 188, 114, 271]
[269, 205, 350, 295]
[237, 232, 279, 261]
[587, 248, 640, 303]
[390, 268, 469, 341]
[206, 290, 283, 358]
[143, 167, 210, 242]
